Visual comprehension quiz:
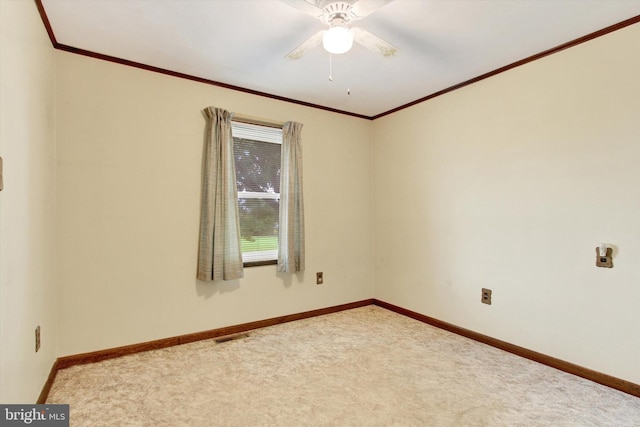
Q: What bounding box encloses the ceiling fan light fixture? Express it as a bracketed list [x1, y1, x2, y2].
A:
[322, 24, 353, 54]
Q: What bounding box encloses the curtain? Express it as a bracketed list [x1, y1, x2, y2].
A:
[197, 107, 244, 281]
[278, 121, 305, 272]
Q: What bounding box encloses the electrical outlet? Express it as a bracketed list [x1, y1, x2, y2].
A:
[481, 288, 492, 305]
[316, 272, 323, 285]
[35, 326, 41, 352]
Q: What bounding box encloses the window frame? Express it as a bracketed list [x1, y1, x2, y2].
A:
[231, 120, 283, 267]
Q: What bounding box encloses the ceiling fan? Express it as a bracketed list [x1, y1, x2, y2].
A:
[283, 0, 399, 59]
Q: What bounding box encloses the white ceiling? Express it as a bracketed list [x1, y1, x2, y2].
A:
[40, 0, 640, 118]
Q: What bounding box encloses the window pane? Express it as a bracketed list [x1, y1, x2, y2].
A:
[234, 138, 281, 194]
[238, 197, 279, 239]
[238, 197, 279, 263]
[233, 130, 281, 263]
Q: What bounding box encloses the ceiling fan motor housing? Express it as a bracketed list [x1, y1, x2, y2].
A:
[319, 1, 356, 24]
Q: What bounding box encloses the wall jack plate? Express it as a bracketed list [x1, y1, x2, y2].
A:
[316, 272, 323, 285]
[596, 247, 613, 268]
[481, 288, 492, 305]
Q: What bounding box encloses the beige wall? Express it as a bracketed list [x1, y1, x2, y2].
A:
[55, 52, 374, 356]
[373, 24, 640, 383]
[0, 0, 58, 402]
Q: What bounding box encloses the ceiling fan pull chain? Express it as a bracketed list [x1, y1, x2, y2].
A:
[346, 54, 351, 95]
[329, 53, 333, 81]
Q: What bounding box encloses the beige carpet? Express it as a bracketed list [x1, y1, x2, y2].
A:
[47, 306, 640, 426]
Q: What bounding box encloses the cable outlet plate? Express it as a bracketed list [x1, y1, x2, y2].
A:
[316, 272, 323, 285]
[481, 288, 492, 305]
[595, 247, 613, 268]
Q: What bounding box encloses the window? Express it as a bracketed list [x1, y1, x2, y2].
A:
[231, 121, 282, 265]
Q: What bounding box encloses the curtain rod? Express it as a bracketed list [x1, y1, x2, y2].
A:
[231, 113, 285, 129]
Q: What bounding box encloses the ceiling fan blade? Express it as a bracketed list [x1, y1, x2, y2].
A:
[351, 27, 398, 57]
[280, 0, 324, 19]
[351, 0, 395, 19]
[286, 30, 325, 60]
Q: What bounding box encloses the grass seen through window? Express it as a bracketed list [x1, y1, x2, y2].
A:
[240, 236, 278, 253]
